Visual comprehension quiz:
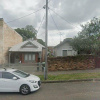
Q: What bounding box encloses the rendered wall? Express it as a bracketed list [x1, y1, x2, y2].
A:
[0, 18, 23, 65]
[0, 19, 3, 65]
[54, 42, 77, 57]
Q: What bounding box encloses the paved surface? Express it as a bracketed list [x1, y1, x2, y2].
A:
[0, 81, 100, 100]
[34, 68, 100, 75]
[2, 65, 100, 75]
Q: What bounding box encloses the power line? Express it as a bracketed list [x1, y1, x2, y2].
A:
[37, 13, 45, 38]
[49, 8, 80, 29]
[37, 13, 45, 33]
[48, 0, 51, 3]
[49, 9, 63, 42]
[49, 10, 61, 33]
[7, 8, 43, 23]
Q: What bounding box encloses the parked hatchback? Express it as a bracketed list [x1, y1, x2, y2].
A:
[0, 68, 41, 95]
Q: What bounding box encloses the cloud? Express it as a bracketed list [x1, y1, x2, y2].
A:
[50, 0, 100, 24]
[1, 0, 100, 45]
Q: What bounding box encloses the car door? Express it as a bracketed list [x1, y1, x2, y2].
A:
[0, 72, 5, 92]
[2, 72, 21, 92]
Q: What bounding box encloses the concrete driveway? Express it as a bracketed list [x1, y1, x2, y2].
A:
[0, 81, 100, 100]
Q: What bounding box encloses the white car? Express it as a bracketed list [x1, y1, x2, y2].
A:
[0, 68, 41, 95]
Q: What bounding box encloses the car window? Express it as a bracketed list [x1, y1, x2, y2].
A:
[13, 70, 30, 78]
[2, 72, 17, 79]
[0, 72, 2, 78]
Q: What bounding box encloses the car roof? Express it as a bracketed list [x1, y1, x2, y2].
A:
[0, 68, 17, 72]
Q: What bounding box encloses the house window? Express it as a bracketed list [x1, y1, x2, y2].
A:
[29, 54, 31, 61]
[62, 50, 67, 56]
[67, 50, 72, 55]
[24, 53, 35, 62]
[32, 54, 35, 61]
[25, 54, 28, 61]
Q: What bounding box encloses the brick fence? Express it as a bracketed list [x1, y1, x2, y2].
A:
[48, 55, 95, 71]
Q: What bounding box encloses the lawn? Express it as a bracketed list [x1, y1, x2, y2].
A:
[38, 73, 100, 81]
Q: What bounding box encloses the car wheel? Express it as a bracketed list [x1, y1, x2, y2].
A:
[20, 84, 30, 95]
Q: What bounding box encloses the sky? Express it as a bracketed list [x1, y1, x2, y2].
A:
[0, 0, 100, 46]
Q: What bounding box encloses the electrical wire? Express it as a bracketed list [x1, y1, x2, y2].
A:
[49, 10, 61, 33]
[6, 8, 43, 23]
[37, 13, 45, 33]
[49, 9, 63, 42]
[49, 8, 80, 29]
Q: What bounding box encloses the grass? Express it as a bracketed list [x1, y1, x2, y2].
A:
[38, 73, 100, 81]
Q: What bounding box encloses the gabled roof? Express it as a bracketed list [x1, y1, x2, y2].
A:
[54, 38, 72, 48]
[9, 40, 45, 52]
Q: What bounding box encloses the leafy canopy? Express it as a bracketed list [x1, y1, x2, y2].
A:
[15, 25, 45, 46]
[71, 17, 100, 55]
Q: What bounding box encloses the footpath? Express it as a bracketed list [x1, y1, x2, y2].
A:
[33, 68, 100, 75]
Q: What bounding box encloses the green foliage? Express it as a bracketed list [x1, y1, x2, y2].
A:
[25, 25, 37, 34]
[15, 25, 37, 41]
[71, 17, 100, 54]
[15, 25, 45, 46]
[37, 39, 45, 46]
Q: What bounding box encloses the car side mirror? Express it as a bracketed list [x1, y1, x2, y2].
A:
[13, 77, 17, 80]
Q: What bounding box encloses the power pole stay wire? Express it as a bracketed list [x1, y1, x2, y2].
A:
[49, 10, 62, 43]
[49, 8, 80, 29]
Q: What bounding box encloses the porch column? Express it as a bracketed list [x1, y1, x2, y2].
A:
[9, 52, 11, 67]
[39, 52, 42, 68]
[40, 52, 42, 63]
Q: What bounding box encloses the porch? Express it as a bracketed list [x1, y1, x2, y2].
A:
[8, 52, 42, 66]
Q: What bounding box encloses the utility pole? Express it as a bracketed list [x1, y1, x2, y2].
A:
[44, 0, 48, 80]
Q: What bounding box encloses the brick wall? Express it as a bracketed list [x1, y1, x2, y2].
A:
[0, 18, 23, 64]
[48, 55, 95, 71]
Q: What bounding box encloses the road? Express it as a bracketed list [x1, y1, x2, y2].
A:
[0, 81, 100, 100]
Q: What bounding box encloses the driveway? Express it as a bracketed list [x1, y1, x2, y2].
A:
[0, 81, 100, 100]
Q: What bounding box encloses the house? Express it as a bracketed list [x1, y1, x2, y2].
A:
[9, 39, 45, 64]
[0, 18, 22, 65]
[54, 38, 77, 57]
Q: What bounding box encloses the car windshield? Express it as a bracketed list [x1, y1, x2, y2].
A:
[13, 70, 30, 78]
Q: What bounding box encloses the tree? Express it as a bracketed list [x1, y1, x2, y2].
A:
[37, 39, 45, 46]
[71, 17, 100, 55]
[15, 25, 45, 46]
[15, 26, 36, 41]
[25, 25, 37, 34]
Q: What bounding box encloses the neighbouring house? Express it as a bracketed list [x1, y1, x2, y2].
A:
[54, 38, 77, 57]
[0, 18, 23, 65]
[9, 39, 45, 64]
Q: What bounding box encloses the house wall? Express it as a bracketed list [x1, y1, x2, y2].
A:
[54, 42, 77, 57]
[0, 18, 23, 65]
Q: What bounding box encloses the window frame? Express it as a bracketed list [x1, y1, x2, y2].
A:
[0, 72, 2, 78]
[2, 72, 19, 80]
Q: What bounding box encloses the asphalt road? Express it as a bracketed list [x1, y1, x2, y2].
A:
[0, 81, 100, 100]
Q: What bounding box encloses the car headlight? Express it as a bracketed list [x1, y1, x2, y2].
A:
[28, 80, 37, 83]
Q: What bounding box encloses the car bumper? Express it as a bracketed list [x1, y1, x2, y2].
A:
[30, 80, 41, 92]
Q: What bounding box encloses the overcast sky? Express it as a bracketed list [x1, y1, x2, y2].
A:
[0, 0, 100, 46]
